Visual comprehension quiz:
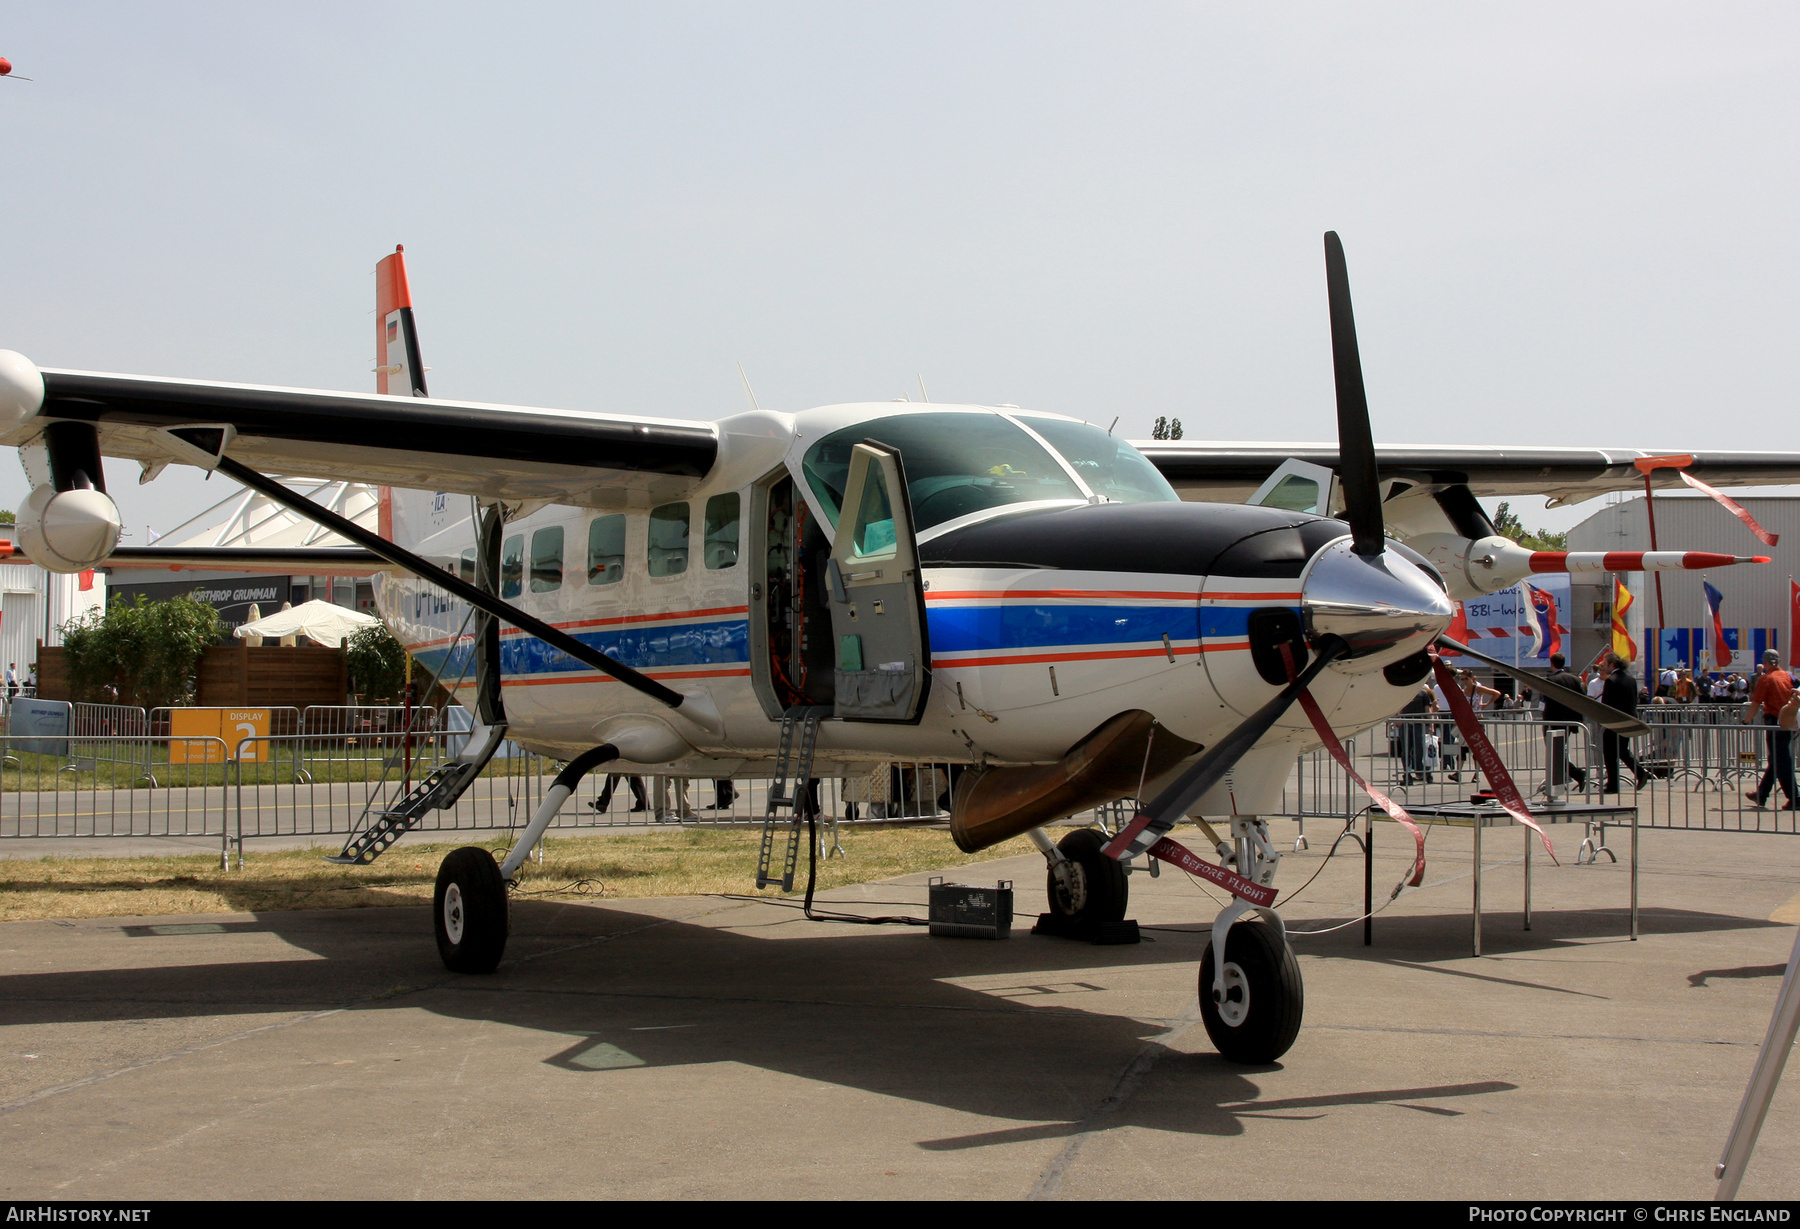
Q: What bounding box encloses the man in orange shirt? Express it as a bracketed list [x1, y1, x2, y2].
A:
[1747, 649, 1797, 810]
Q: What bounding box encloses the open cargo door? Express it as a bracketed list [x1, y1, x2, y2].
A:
[825, 442, 930, 723]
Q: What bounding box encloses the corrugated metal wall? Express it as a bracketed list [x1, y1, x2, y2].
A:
[1567, 494, 1800, 667]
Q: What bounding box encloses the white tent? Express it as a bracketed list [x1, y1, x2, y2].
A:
[233, 599, 378, 649]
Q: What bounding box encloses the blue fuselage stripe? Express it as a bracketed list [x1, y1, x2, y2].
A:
[409, 604, 1299, 679]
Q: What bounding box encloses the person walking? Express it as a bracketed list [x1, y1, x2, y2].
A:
[1746, 649, 1798, 810]
[1540, 651, 1588, 790]
[592, 774, 649, 813]
[1601, 652, 1646, 793]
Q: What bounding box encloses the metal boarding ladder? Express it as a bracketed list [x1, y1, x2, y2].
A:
[756, 706, 832, 891]
[326, 722, 511, 865]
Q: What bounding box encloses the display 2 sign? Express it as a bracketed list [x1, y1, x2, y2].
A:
[168, 709, 271, 763]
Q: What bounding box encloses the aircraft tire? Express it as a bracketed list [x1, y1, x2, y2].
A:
[435, 846, 509, 974]
[1045, 827, 1129, 930]
[1199, 919, 1304, 1063]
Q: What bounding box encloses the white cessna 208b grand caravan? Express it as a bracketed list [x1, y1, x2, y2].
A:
[3, 234, 1793, 1062]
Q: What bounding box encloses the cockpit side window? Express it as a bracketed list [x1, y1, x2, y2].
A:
[1016, 417, 1179, 504]
[802, 412, 1083, 534]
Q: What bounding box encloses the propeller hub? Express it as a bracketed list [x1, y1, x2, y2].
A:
[1300, 536, 1453, 673]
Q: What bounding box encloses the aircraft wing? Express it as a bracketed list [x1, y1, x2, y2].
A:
[1136, 442, 1800, 506]
[2, 361, 718, 508]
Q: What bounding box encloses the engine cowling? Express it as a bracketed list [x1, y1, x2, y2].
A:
[16, 482, 122, 573]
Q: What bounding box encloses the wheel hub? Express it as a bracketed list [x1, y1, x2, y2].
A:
[1213, 961, 1250, 1027]
[1050, 859, 1088, 915]
[443, 882, 465, 945]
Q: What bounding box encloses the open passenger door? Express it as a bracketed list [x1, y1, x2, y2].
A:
[824, 442, 931, 723]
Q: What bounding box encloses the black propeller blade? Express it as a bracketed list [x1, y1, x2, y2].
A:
[1435, 636, 1651, 737]
[1107, 638, 1350, 860]
[1324, 231, 1385, 557]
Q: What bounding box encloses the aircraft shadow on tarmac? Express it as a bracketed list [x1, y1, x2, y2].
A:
[4, 895, 1780, 1136]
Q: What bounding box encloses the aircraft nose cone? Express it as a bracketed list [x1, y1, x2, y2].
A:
[1301, 536, 1454, 672]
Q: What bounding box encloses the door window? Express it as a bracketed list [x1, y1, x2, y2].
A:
[500, 535, 523, 598]
[703, 493, 740, 569]
[648, 503, 690, 577]
[850, 466, 896, 560]
[588, 515, 625, 585]
[530, 526, 564, 592]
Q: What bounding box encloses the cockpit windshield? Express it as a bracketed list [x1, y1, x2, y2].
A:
[802, 412, 1084, 532]
[801, 411, 1179, 534]
[1015, 416, 1180, 505]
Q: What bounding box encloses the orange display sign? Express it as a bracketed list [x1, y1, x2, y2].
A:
[169, 708, 270, 763]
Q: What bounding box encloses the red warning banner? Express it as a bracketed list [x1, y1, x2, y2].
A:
[1146, 834, 1277, 907]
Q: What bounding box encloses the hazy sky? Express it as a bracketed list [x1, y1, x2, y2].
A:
[2, 3, 1796, 539]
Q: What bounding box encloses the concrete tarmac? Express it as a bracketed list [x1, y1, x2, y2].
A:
[1, 823, 1797, 1200]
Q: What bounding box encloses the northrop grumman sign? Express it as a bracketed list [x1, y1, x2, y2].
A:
[187, 584, 283, 605]
[105, 575, 293, 640]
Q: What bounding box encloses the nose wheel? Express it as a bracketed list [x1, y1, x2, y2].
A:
[1199, 917, 1304, 1063]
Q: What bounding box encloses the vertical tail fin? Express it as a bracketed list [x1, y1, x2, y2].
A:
[375, 245, 428, 540]
[375, 245, 429, 399]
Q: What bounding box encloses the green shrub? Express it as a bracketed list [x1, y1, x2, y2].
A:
[59, 594, 223, 709]
[344, 622, 408, 702]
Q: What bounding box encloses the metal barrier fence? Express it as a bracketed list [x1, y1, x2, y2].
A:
[1283, 714, 1800, 838]
[0, 734, 237, 863]
[7, 703, 1799, 866]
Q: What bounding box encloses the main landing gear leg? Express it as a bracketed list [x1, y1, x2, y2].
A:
[1199, 817, 1304, 1063]
[434, 744, 620, 974]
[1029, 826, 1137, 943]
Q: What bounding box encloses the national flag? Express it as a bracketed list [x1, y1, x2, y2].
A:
[1704, 580, 1730, 669]
[1526, 583, 1561, 657]
[1611, 577, 1637, 662]
[1790, 579, 1799, 670]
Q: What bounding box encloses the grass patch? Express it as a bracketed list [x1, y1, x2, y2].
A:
[0, 826, 1040, 922]
[0, 747, 545, 791]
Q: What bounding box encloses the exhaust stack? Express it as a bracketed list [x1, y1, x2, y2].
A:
[949, 711, 1200, 853]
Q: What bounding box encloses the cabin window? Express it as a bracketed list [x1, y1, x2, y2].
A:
[500, 535, 523, 598]
[703, 493, 740, 569]
[587, 515, 625, 585]
[459, 548, 476, 584]
[648, 503, 690, 577]
[530, 526, 564, 592]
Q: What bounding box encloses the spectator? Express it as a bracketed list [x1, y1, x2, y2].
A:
[1745, 649, 1797, 811]
[1600, 652, 1646, 793]
[1398, 683, 1432, 785]
[4, 663, 15, 698]
[592, 774, 649, 813]
[1540, 652, 1588, 790]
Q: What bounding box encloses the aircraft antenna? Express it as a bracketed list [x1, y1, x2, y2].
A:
[736, 363, 762, 413]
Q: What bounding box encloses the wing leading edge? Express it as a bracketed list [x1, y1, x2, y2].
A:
[1138, 442, 1800, 507]
[0, 356, 718, 509]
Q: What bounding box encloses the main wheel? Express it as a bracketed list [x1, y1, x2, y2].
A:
[435, 846, 509, 973]
[1045, 827, 1129, 931]
[1198, 919, 1304, 1063]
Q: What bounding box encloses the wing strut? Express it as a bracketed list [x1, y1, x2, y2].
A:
[210, 453, 689, 711]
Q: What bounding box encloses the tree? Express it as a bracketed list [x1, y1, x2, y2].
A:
[0, 509, 14, 524]
[1151, 417, 1184, 440]
[1491, 500, 1569, 551]
[59, 594, 223, 709]
[344, 622, 408, 702]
